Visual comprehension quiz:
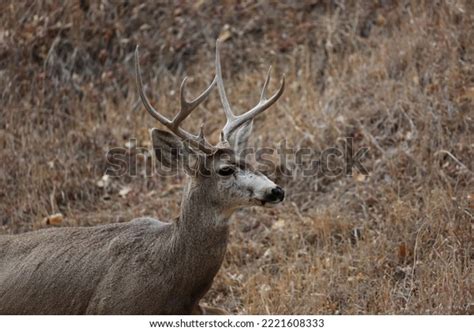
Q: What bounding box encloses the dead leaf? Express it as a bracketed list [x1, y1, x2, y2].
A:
[219, 25, 232, 42]
[119, 186, 132, 198]
[43, 213, 64, 225]
[272, 219, 285, 230]
[355, 173, 366, 182]
[193, 0, 206, 10]
[467, 194, 474, 209]
[96, 174, 110, 188]
[398, 243, 407, 258]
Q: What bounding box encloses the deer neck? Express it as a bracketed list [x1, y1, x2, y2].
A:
[165, 179, 230, 300]
[174, 179, 231, 255]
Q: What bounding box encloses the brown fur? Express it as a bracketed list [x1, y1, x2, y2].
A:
[0, 141, 282, 315]
[0, 179, 231, 314]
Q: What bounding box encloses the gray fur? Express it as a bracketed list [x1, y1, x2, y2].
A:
[0, 180, 229, 314]
[0, 131, 281, 315]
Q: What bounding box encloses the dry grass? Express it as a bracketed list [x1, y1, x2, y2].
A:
[0, 1, 472, 314]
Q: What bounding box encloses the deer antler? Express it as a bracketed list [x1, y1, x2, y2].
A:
[215, 40, 285, 143]
[135, 46, 217, 154]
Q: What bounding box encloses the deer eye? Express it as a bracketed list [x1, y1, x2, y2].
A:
[218, 166, 235, 176]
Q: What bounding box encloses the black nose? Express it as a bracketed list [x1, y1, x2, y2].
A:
[267, 186, 285, 202]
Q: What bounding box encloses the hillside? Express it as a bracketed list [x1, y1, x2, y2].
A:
[0, 1, 472, 314]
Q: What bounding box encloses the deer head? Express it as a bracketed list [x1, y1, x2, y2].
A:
[135, 40, 285, 216]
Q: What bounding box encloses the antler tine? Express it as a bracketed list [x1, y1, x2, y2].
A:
[260, 66, 272, 101]
[172, 75, 216, 129]
[135, 45, 215, 154]
[215, 40, 236, 125]
[135, 46, 172, 126]
[215, 40, 285, 142]
[231, 69, 285, 135]
[219, 69, 285, 142]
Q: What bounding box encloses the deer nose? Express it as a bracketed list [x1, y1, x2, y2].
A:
[267, 186, 285, 202]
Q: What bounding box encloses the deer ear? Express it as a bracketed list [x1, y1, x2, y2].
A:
[229, 120, 253, 154]
[150, 128, 198, 174]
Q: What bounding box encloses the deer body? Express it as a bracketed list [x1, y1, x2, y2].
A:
[0, 41, 285, 314]
[0, 185, 230, 314]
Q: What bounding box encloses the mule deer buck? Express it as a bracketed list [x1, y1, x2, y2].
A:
[0, 41, 285, 314]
